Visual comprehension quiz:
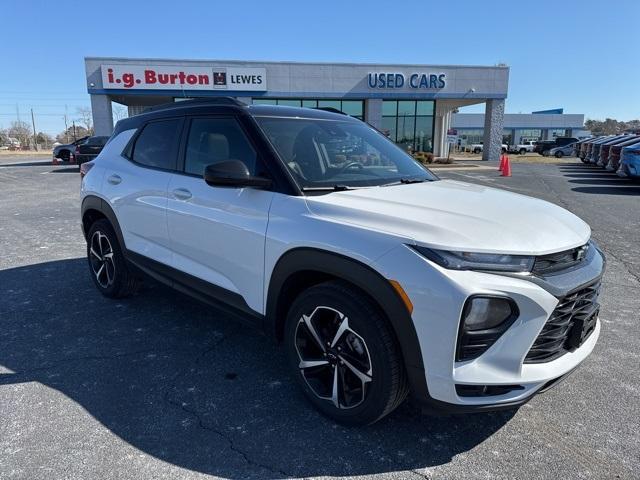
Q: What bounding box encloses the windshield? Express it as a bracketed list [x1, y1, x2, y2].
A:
[255, 116, 437, 190]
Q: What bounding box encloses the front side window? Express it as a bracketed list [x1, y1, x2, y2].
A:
[131, 119, 181, 170]
[184, 118, 258, 176]
[256, 116, 436, 190]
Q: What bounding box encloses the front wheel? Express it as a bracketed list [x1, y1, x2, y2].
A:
[519, 148, 526, 155]
[555, 151, 564, 158]
[284, 281, 408, 425]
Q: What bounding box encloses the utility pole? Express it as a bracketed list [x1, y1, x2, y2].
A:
[63, 114, 69, 143]
[31, 109, 38, 151]
[72, 121, 77, 141]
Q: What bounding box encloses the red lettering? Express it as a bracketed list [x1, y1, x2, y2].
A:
[170, 74, 178, 83]
[178, 71, 187, 84]
[198, 74, 209, 84]
[123, 73, 135, 88]
[186, 74, 197, 85]
[107, 68, 114, 83]
[158, 73, 169, 84]
[145, 70, 157, 84]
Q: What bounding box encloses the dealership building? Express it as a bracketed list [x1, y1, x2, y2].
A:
[84, 57, 584, 161]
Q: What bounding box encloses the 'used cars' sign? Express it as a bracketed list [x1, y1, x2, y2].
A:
[100, 65, 267, 91]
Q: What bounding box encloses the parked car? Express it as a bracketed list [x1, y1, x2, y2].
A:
[587, 135, 626, 164]
[548, 142, 576, 158]
[81, 98, 604, 425]
[618, 142, 640, 180]
[53, 136, 89, 162]
[470, 142, 508, 154]
[574, 138, 594, 161]
[508, 140, 536, 155]
[75, 136, 109, 166]
[606, 136, 640, 171]
[583, 136, 614, 163]
[536, 137, 578, 156]
[596, 135, 638, 167]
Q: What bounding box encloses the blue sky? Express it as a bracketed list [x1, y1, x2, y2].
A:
[1, 0, 638, 135]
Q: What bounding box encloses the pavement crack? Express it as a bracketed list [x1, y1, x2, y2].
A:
[163, 333, 291, 478]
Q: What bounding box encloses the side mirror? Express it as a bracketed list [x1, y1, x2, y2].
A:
[203, 160, 272, 188]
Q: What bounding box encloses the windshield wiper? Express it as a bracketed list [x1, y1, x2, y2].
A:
[381, 178, 429, 186]
[301, 184, 353, 192]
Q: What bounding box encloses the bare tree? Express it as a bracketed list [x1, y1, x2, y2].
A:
[8, 120, 32, 146]
[112, 104, 128, 122]
[76, 107, 93, 133]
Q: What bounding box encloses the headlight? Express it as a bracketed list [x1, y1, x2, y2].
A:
[412, 246, 534, 273]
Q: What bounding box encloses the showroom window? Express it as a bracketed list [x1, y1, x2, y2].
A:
[381, 100, 434, 152]
[550, 128, 569, 138]
[459, 129, 484, 146]
[252, 98, 364, 120]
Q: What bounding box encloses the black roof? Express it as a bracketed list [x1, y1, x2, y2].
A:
[113, 97, 358, 135]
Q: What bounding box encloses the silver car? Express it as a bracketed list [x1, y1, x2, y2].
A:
[548, 142, 577, 158]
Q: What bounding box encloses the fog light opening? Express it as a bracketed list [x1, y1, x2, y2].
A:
[456, 296, 519, 362]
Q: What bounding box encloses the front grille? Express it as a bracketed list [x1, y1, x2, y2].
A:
[533, 243, 590, 275]
[524, 280, 601, 363]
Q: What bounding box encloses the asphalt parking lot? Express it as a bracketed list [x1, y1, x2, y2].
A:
[1, 158, 639, 479]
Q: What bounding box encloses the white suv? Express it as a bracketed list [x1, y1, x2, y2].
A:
[81, 98, 604, 425]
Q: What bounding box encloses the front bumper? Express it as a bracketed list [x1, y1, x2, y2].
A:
[374, 243, 604, 412]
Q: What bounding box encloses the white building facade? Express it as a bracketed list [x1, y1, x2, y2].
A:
[85, 57, 510, 161]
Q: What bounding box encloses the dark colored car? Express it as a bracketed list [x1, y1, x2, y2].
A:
[535, 137, 578, 156]
[53, 136, 89, 162]
[597, 135, 638, 167]
[75, 136, 109, 166]
[534, 140, 556, 155]
[607, 136, 640, 171]
[588, 135, 627, 164]
[582, 136, 612, 163]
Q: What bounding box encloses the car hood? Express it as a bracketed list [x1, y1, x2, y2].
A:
[305, 180, 590, 255]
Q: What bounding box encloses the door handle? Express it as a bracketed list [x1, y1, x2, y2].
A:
[172, 188, 192, 201]
[107, 174, 122, 185]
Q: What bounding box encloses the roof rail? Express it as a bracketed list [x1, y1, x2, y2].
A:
[142, 97, 245, 114]
[313, 106, 347, 116]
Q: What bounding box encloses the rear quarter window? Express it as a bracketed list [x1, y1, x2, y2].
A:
[130, 118, 182, 170]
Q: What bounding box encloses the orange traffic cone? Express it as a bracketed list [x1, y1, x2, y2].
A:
[501, 155, 512, 177]
[498, 154, 506, 171]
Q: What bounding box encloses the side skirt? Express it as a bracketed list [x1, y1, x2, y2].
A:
[125, 250, 264, 330]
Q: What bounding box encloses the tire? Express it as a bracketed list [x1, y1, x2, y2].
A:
[473, 148, 481, 154]
[59, 150, 70, 162]
[555, 151, 564, 158]
[284, 280, 409, 425]
[86, 219, 140, 298]
[519, 148, 526, 155]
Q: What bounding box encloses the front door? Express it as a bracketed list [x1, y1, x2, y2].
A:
[166, 116, 274, 314]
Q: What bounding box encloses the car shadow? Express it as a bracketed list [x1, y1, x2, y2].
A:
[0, 258, 514, 479]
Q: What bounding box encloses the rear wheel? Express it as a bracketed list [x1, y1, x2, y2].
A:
[87, 219, 140, 298]
[58, 150, 70, 162]
[555, 151, 564, 158]
[284, 280, 408, 425]
[519, 148, 526, 155]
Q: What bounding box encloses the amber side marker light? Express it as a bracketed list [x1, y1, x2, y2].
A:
[389, 280, 414, 314]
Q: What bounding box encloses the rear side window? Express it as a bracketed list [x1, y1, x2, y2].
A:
[131, 118, 181, 170]
[184, 117, 258, 176]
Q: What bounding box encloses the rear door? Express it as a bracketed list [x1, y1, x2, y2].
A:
[166, 115, 274, 314]
[101, 117, 183, 266]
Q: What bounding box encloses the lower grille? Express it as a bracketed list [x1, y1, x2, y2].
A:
[524, 280, 601, 363]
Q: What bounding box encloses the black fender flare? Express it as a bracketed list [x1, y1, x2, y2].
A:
[266, 247, 428, 399]
[81, 195, 126, 249]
